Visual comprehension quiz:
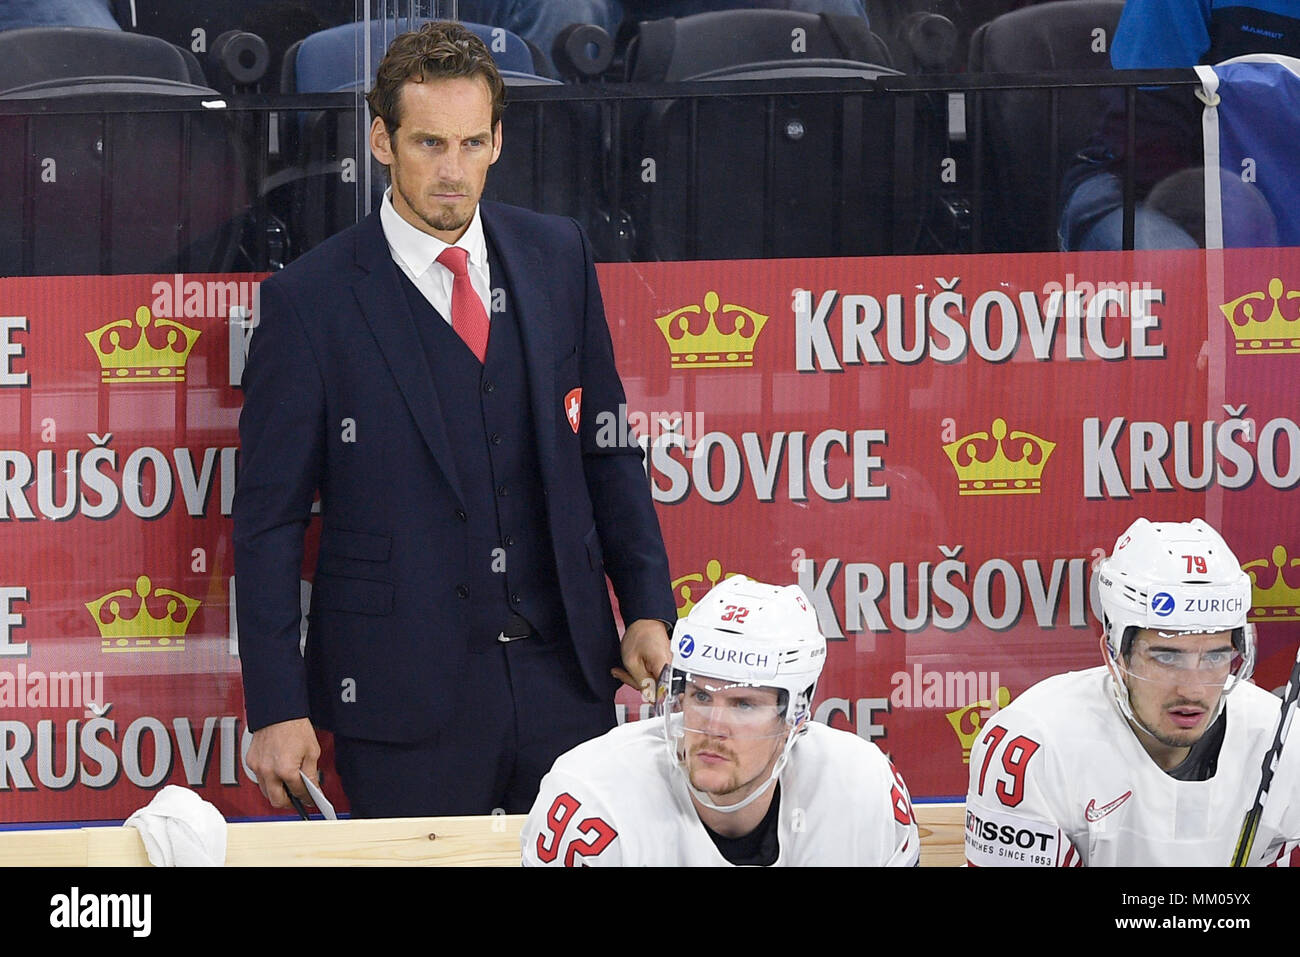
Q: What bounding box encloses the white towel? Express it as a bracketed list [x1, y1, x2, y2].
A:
[125, 785, 227, 867]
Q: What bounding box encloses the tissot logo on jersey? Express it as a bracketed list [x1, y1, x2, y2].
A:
[964, 808, 1060, 866]
[965, 809, 1054, 851]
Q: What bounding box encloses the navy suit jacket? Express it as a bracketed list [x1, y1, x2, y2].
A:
[233, 202, 675, 742]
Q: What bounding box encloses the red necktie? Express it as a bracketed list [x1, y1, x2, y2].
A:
[436, 246, 490, 363]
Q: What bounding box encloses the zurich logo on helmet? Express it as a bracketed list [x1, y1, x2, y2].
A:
[1151, 592, 1175, 617]
[678, 635, 695, 657]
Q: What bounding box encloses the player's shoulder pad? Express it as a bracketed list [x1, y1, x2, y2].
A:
[523, 767, 624, 867]
[980, 667, 1106, 744]
[1231, 679, 1289, 725]
[791, 722, 904, 798]
[521, 722, 663, 867]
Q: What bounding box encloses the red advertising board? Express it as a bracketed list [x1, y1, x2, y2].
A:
[0, 248, 1296, 822]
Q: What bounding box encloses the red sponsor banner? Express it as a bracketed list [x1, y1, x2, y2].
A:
[0, 249, 1296, 822]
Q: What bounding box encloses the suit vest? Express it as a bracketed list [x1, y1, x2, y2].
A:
[397, 238, 566, 647]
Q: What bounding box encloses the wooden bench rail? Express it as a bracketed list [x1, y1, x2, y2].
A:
[0, 803, 964, 866]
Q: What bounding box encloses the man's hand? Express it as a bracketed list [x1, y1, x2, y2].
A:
[246, 717, 321, 809]
[612, 618, 671, 703]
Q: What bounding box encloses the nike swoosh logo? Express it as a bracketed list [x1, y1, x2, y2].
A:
[1085, 790, 1132, 822]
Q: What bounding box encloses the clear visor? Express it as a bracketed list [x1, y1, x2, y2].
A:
[663, 673, 789, 740]
[1122, 632, 1246, 689]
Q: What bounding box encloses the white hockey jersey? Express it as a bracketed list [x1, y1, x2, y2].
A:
[964, 666, 1291, 867]
[522, 719, 920, 866]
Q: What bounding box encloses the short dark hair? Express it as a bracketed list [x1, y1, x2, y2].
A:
[365, 20, 506, 133]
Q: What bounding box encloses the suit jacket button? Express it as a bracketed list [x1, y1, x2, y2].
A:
[482, 381, 495, 394]
[455, 509, 467, 522]
[503, 535, 515, 546]
[511, 593, 521, 605]
[456, 585, 469, 599]
[491, 433, 502, 445]
[497, 485, 508, 497]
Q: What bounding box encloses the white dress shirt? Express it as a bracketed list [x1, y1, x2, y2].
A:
[379, 187, 493, 324]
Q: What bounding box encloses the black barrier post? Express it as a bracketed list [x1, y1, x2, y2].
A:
[21, 115, 35, 275]
[1123, 85, 1137, 251]
[842, 93, 866, 253]
[970, 89, 983, 254]
[687, 97, 699, 261]
[177, 111, 193, 273]
[763, 95, 776, 259]
[253, 111, 271, 271]
[100, 112, 114, 275]
[1048, 86, 1060, 249]
[892, 92, 915, 256]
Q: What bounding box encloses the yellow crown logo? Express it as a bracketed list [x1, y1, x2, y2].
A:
[672, 559, 742, 617]
[85, 305, 201, 382]
[1221, 278, 1300, 355]
[654, 291, 769, 369]
[945, 686, 1012, 764]
[942, 418, 1056, 496]
[1243, 544, 1300, 622]
[86, 575, 199, 652]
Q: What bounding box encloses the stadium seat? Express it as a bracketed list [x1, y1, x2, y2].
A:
[618, 10, 942, 261]
[966, 0, 1126, 251]
[865, 1, 1036, 73]
[0, 23, 204, 87]
[626, 9, 892, 80]
[0, 27, 249, 276]
[111, 0, 352, 89]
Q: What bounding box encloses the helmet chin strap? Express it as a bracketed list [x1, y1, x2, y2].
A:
[685, 750, 788, 814]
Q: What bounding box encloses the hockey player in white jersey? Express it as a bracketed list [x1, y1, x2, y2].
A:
[522, 575, 920, 866]
[965, 517, 1296, 867]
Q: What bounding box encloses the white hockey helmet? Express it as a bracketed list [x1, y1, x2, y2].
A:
[1096, 517, 1255, 724]
[661, 575, 827, 813]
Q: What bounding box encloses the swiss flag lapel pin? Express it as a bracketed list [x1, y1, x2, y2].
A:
[564, 388, 582, 433]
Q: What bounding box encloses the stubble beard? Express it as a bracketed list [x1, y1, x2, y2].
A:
[1134, 692, 1220, 751]
[397, 177, 471, 235]
[686, 739, 780, 803]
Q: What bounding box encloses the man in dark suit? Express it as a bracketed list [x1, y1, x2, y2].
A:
[234, 21, 675, 817]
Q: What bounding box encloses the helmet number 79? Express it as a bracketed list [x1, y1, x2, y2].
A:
[1183, 554, 1207, 575]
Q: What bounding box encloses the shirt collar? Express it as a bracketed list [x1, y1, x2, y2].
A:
[379, 187, 487, 276]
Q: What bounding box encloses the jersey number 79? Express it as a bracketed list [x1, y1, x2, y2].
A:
[975, 726, 1040, 808]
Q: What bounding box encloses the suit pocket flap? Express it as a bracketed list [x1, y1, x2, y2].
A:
[314, 573, 393, 616]
[320, 527, 391, 562]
